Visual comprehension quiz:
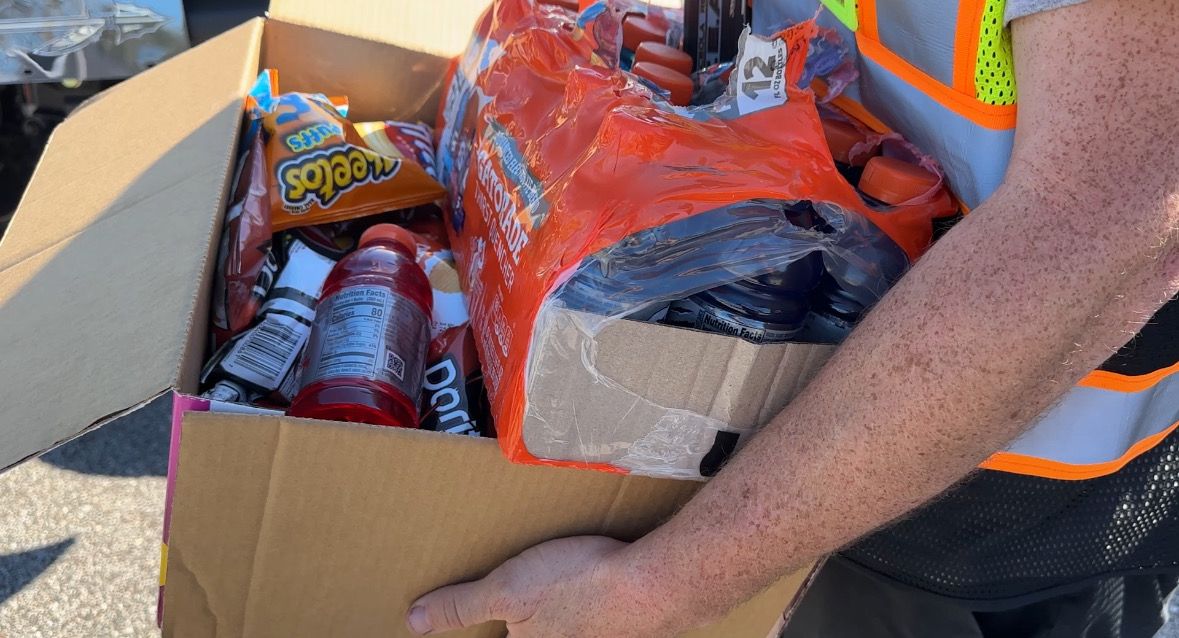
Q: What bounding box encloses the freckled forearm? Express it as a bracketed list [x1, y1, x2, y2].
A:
[612, 179, 1178, 623]
[602, 0, 1179, 628]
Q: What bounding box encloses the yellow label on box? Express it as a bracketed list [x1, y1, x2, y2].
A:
[159, 543, 168, 586]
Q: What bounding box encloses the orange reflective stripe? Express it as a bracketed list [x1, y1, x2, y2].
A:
[953, 0, 986, 94]
[855, 35, 1017, 130]
[811, 78, 893, 134]
[829, 94, 892, 134]
[980, 418, 1179, 481]
[859, 0, 879, 40]
[1078, 360, 1179, 393]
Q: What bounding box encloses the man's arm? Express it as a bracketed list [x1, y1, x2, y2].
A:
[408, 1, 1179, 635]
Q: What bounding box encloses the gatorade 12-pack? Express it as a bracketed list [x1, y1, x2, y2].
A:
[437, 0, 952, 477]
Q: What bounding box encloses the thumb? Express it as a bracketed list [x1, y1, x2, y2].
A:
[407, 579, 500, 635]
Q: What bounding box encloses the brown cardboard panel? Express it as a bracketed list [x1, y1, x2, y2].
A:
[269, 0, 488, 58]
[261, 19, 459, 125]
[0, 20, 263, 472]
[592, 316, 834, 426]
[165, 413, 804, 637]
[522, 309, 834, 476]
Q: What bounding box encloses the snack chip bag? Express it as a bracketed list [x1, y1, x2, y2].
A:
[247, 70, 446, 231]
[210, 128, 275, 348]
[421, 325, 485, 436]
[355, 120, 439, 178]
[290, 220, 360, 259]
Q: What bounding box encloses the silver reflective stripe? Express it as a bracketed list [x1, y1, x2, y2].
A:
[859, 54, 1013, 208]
[876, 0, 959, 87]
[1005, 372, 1179, 465]
[753, 0, 1016, 208]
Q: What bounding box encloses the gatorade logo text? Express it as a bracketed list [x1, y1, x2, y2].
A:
[474, 144, 531, 290]
[278, 145, 401, 213]
[475, 148, 529, 261]
[423, 356, 476, 435]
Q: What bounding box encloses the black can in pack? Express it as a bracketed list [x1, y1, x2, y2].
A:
[663, 250, 823, 344]
[683, 0, 750, 71]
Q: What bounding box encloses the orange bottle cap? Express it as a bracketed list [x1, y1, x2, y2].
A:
[822, 118, 870, 167]
[632, 61, 693, 106]
[635, 42, 693, 75]
[359, 223, 418, 254]
[623, 16, 666, 51]
[859, 157, 941, 205]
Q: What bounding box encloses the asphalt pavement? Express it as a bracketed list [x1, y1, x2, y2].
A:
[0, 400, 170, 638]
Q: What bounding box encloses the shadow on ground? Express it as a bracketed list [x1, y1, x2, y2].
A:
[39, 394, 171, 477]
[0, 538, 74, 605]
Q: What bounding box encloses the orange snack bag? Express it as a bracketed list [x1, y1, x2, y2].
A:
[248, 70, 445, 232]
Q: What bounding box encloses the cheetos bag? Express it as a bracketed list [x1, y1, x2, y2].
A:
[247, 70, 445, 232]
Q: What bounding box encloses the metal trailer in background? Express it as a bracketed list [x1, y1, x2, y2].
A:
[0, 0, 267, 231]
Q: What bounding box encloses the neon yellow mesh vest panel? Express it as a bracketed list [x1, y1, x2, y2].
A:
[756, 0, 1017, 210]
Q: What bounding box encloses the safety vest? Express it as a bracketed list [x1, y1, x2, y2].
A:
[758, 0, 1179, 604]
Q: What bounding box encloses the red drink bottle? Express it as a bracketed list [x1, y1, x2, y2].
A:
[290, 224, 433, 427]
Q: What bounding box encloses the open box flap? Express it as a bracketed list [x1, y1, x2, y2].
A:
[261, 0, 491, 125]
[268, 0, 489, 58]
[164, 413, 811, 637]
[0, 19, 264, 472]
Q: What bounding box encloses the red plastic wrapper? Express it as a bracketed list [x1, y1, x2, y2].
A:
[400, 208, 452, 250]
[210, 130, 275, 348]
[436, 0, 952, 476]
[290, 220, 360, 259]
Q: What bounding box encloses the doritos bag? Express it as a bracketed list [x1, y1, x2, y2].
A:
[438, 1, 951, 478]
[421, 326, 485, 436]
[247, 70, 446, 232]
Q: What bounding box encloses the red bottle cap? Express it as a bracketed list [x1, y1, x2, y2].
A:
[822, 118, 871, 167]
[635, 42, 693, 75]
[359, 223, 418, 254]
[632, 61, 693, 106]
[623, 16, 666, 51]
[859, 157, 941, 205]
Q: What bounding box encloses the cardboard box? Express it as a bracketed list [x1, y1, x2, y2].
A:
[524, 308, 833, 477]
[0, 1, 824, 636]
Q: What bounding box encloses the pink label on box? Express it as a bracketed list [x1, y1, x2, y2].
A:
[159, 392, 281, 625]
